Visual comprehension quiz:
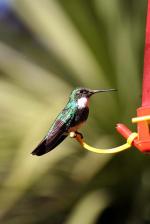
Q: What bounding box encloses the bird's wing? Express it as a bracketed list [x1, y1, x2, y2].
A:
[32, 104, 77, 156]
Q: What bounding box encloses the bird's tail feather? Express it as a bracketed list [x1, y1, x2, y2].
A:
[31, 138, 47, 156]
[31, 134, 67, 156]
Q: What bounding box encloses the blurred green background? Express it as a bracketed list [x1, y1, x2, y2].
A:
[0, 0, 149, 223]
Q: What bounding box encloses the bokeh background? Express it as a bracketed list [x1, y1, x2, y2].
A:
[0, 0, 149, 223]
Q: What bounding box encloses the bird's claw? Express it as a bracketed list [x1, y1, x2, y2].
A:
[69, 131, 83, 139]
[75, 131, 83, 139]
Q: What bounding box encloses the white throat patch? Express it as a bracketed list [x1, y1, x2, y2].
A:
[77, 97, 88, 109]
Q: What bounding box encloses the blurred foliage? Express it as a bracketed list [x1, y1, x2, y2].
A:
[0, 0, 149, 223]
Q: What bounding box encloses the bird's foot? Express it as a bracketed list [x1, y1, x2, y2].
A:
[69, 131, 83, 139]
[75, 131, 83, 139]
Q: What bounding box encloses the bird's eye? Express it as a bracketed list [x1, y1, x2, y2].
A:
[80, 90, 87, 94]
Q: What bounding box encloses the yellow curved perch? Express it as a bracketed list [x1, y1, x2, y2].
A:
[70, 132, 138, 154]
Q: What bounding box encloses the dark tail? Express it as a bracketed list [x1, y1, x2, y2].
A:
[31, 134, 67, 156]
[31, 138, 47, 156]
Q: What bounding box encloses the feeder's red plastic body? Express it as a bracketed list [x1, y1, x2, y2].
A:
[117, 0, 150, 153]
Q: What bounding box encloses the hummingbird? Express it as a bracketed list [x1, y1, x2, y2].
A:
[31, 87, 116, 156]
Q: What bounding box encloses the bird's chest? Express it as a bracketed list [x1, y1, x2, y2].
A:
[69, 98, 89, 132]
[76, 97, 89, 123]
[69, 107, 89, 132]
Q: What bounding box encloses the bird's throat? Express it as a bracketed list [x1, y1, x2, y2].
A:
[77, 97, 89, 109]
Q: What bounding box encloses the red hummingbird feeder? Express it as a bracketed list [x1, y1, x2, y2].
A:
[71, 0, 150, 154]
[117, 0, 150, 153]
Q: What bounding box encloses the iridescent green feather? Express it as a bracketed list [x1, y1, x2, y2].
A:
[47, 99, 77, 135]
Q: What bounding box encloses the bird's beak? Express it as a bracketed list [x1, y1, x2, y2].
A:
[90, 89, 117, 95]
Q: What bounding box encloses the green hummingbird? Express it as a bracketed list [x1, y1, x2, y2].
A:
[32, 87, 116, 156]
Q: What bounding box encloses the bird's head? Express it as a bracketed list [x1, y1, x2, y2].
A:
[70, 87, 116, 101]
